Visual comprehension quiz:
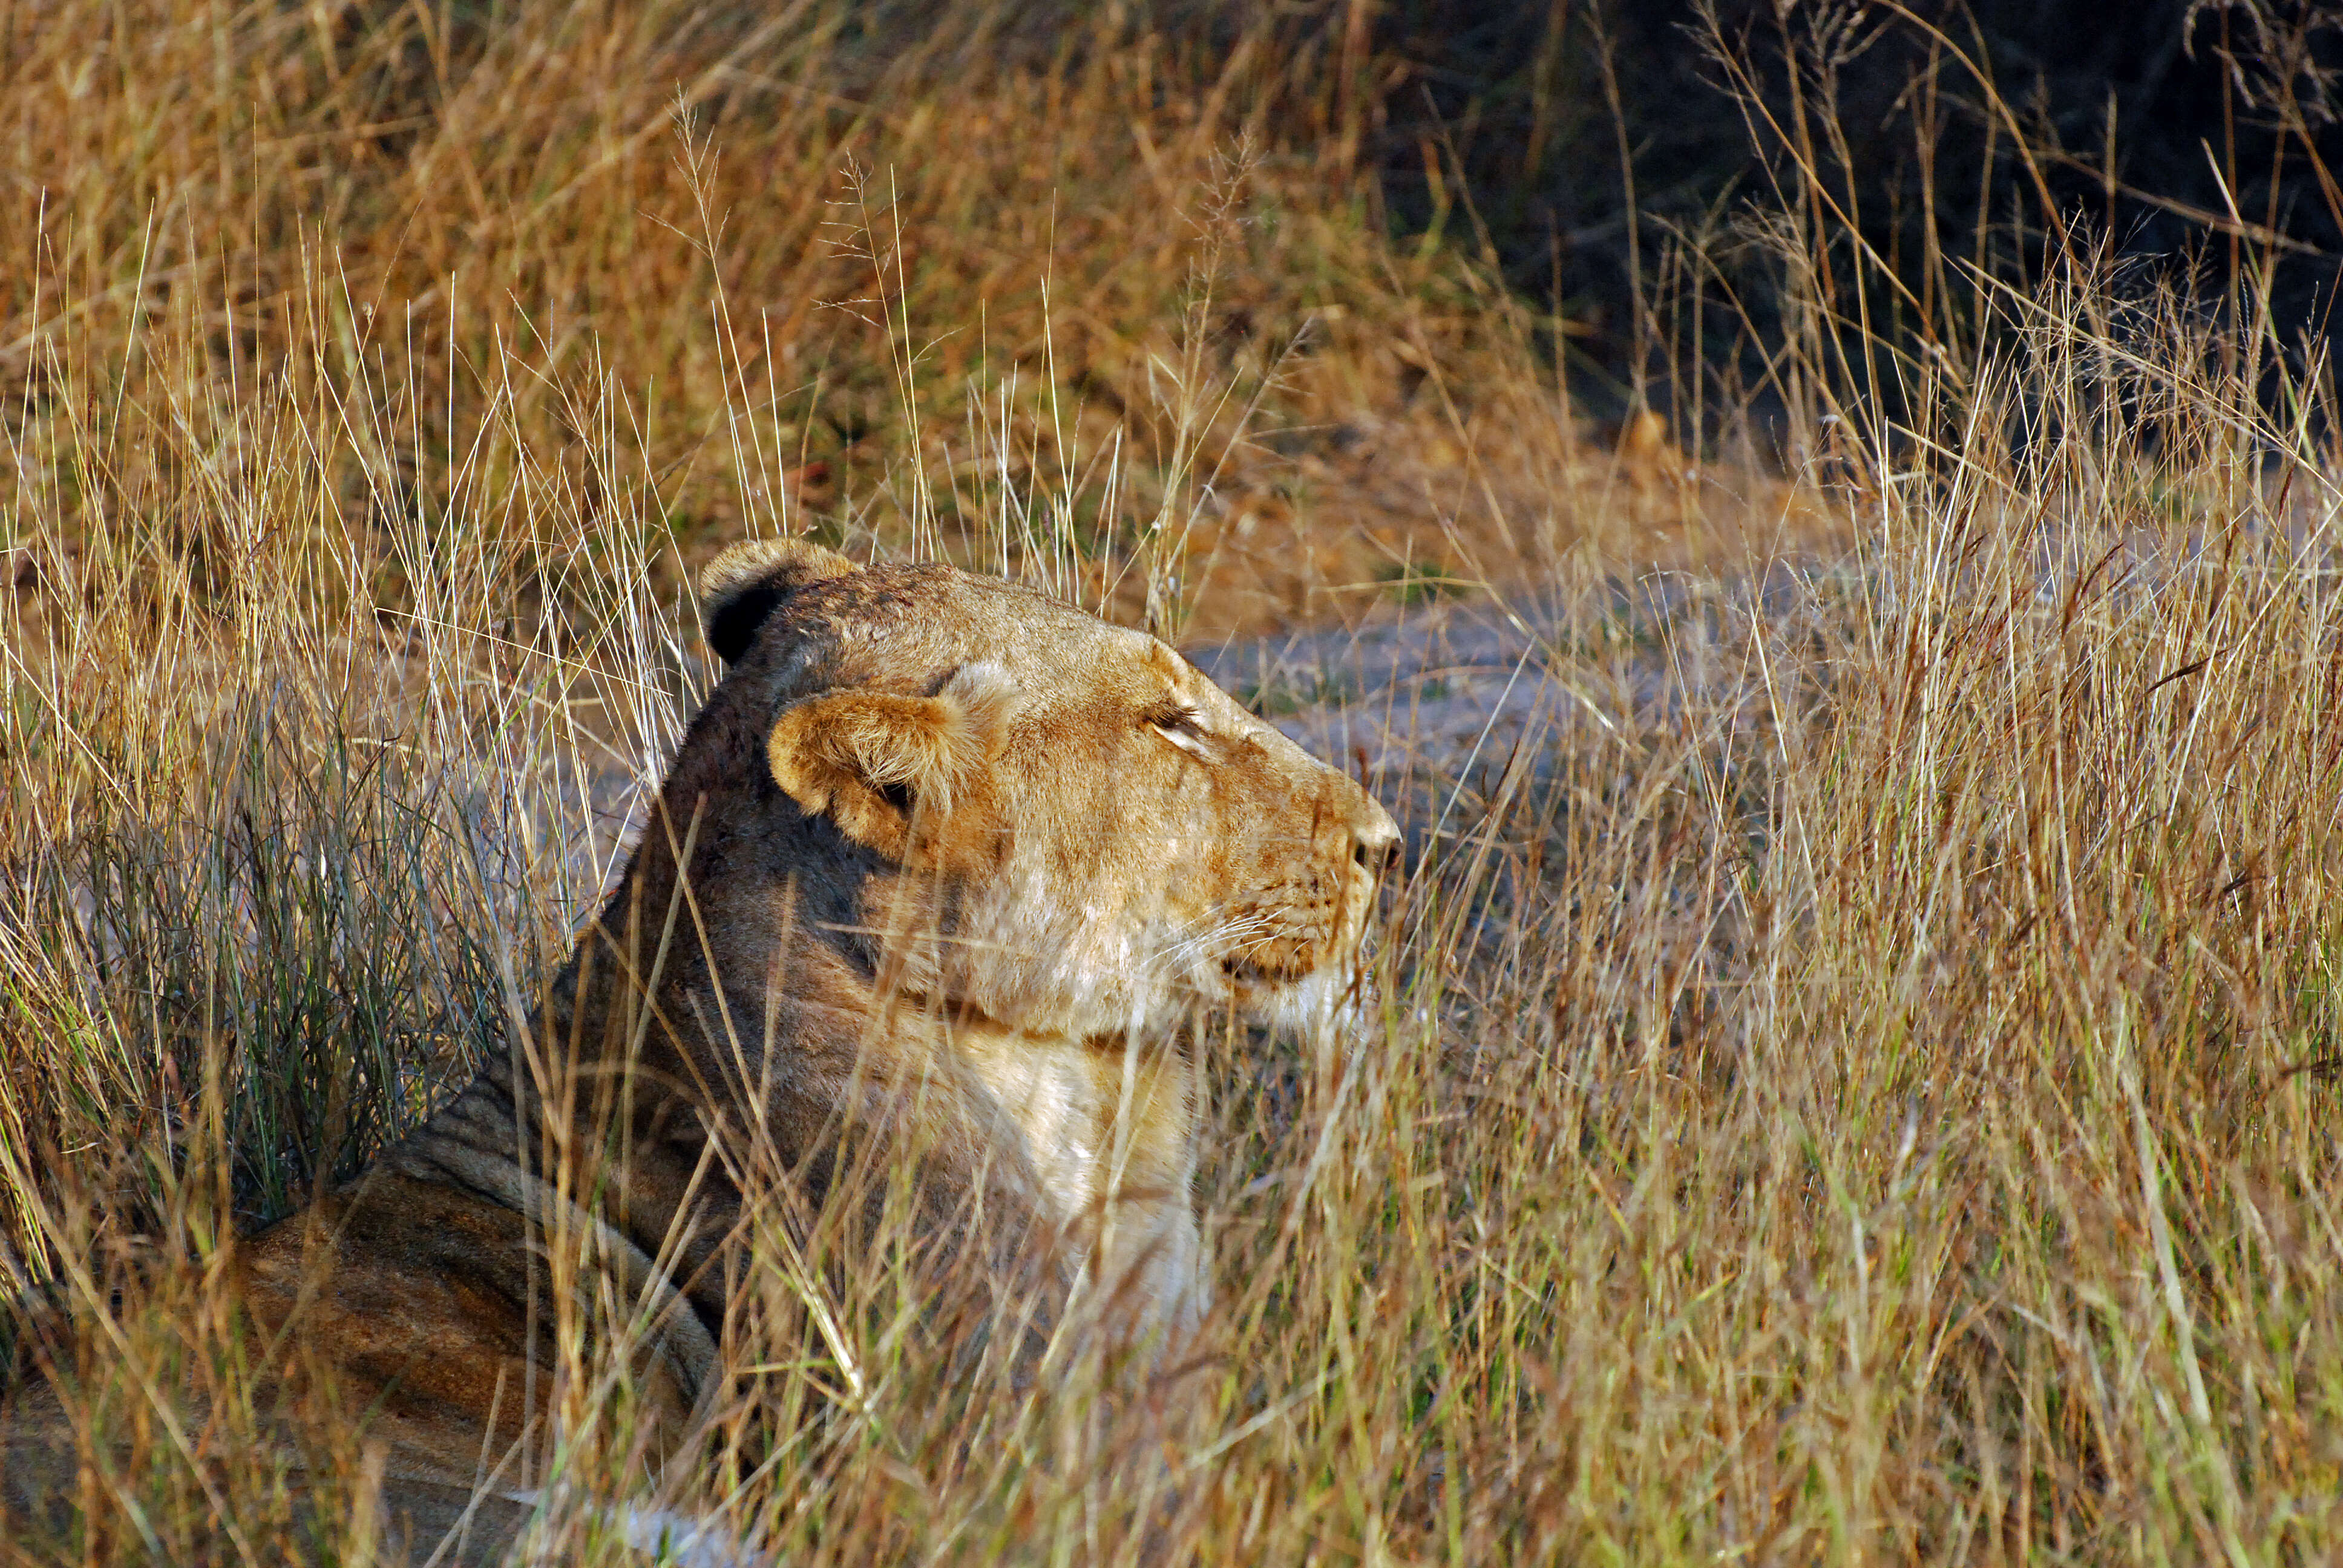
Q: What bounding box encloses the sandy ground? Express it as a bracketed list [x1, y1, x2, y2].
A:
[1186, 569, 1811, 843]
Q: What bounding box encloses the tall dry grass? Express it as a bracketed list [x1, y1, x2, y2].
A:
[6, 0, 1737, 640]
[7, 0, 2343, 1563]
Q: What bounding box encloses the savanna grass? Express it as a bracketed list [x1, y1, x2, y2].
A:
[8, 0, 2343, 1563]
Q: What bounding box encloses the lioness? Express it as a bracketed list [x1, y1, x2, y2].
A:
[4, 541, 1398, 1560]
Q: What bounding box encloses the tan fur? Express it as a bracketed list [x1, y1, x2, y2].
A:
[5, 540, 1399, 1561]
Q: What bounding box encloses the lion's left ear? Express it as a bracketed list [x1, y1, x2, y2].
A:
[699, 537, 860, 665]
[767, 663, 1013, 861]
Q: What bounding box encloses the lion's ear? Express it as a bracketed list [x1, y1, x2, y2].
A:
[698, 538, 860, 665]
[767, 664, 1013, 860]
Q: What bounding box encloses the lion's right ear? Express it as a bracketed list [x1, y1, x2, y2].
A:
[766, 664, 1013, 862]
[698, 538, 859, 665]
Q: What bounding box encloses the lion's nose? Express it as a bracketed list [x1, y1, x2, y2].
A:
[1350, 803, 1401, 874]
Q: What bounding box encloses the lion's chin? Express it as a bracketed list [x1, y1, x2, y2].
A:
[1229, 962, 1377, 1037]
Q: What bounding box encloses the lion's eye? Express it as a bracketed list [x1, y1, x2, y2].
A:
[1145, 703, 1213, 759]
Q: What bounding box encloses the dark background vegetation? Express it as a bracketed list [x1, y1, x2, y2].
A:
[1360, 0, 2343, 419]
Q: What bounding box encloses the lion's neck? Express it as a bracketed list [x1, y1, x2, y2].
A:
[405, 779, 1206, 1344]
[943, 1017, 1206, 1339]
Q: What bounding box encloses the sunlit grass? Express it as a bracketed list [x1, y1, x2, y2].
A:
[8, 1, 2343, 1563]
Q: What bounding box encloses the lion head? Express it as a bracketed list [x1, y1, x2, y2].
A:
[692, 538, 1400, 1044]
